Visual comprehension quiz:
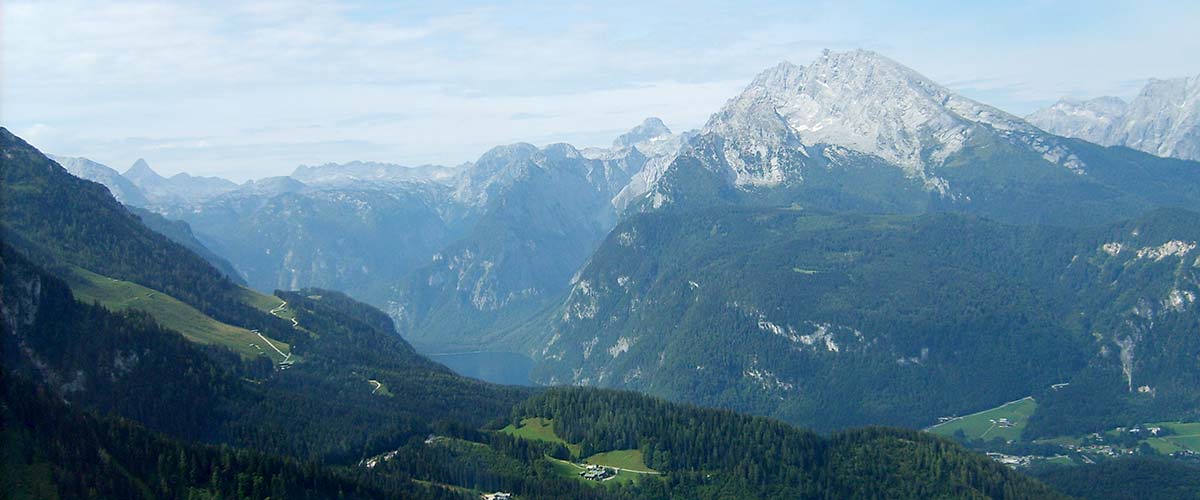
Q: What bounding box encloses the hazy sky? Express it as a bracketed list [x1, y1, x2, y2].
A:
[5, 0, 1200, 181]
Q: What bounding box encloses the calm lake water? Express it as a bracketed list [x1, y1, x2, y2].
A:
[426, 351, 536, 386]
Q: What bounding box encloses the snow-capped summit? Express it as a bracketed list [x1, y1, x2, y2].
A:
[1028, 74, 1200, 161]
[703, 49, 1061, 188]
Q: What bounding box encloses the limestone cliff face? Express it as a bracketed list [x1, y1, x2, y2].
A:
[1028, 74, 1200, 161]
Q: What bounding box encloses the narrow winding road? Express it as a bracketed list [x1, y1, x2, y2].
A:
[258, 299, 299, 363]
[254, 330, 291, 362]
[270, 300, 299, 328]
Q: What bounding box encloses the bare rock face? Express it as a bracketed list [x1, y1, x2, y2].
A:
[1028, 74, 1200, 161]
[650, 49, 1086, 204]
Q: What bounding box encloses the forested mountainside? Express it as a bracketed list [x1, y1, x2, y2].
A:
[0, 244, 1064, 499]
[0, 240, 523, 460]
[1, 128, 293, 344]
[1, 126, 1069, 498]
[125, 205, 246, 284]
[0, 374, 450, 500]
[1031, 458, 1200, 500]
[517, 207, 1200, 436]
[504, 389, 1066, 499]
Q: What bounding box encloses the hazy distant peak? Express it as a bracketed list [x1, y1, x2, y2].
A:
[542, 142, 583, 160]
[125, 158, 163, 181]
[49, 154, 149, 206]
[233, 175, 307, 197]
[613, 117, 673, 148]
[1028, 73, 1200, 160]
[478, 142, 541, 163]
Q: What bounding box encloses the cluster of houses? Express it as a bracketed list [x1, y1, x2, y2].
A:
[359, 449, 399, 469]
[1125, 426, 1163, 436]
[985, 452, 1030, 467]
[991, 417, 1015, 429]
[580, 464, 616, 481]
[481, 493, 512, 500]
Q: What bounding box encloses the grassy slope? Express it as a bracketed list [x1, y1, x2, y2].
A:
[64, 266, 290, 362]
[584, 449, 657, 473]
[241, 286, 285, 312]
[547, 457, 642, 486]
[1134, 422, 1200, 454]
[499, 417, 582, 456]
[241, 287, 297, 319]
[935, 397, 1200, 458]
[928, 397, 1037, 442]
[501, 418, 657, 486]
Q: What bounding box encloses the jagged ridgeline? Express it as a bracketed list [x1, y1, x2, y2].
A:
[1028, 73, 1200, 162]
[634, 50, 1200, 225]
[2, 126, 1069, 498]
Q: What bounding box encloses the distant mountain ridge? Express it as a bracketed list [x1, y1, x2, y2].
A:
[1028, 74, 1200, 161]
[291, 160, 460, 185]
[49, 155, 149, 206]
[123, 158, 241, 206]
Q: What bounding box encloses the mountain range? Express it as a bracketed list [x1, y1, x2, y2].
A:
[49, 49, 1200, 443]
[0, 125, 1078, 499]
[1028, 74, 1200, 161]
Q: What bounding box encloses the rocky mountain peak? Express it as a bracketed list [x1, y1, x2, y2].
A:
[1028, 74, 1200, 161]
[700, 49, 1065, 188]
[1026, 97, 1129, 139]
[613, 117, 673, 148]
[124, 158, 164, 185]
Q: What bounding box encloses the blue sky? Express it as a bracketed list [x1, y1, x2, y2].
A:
[5, 0, 1199, 180]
